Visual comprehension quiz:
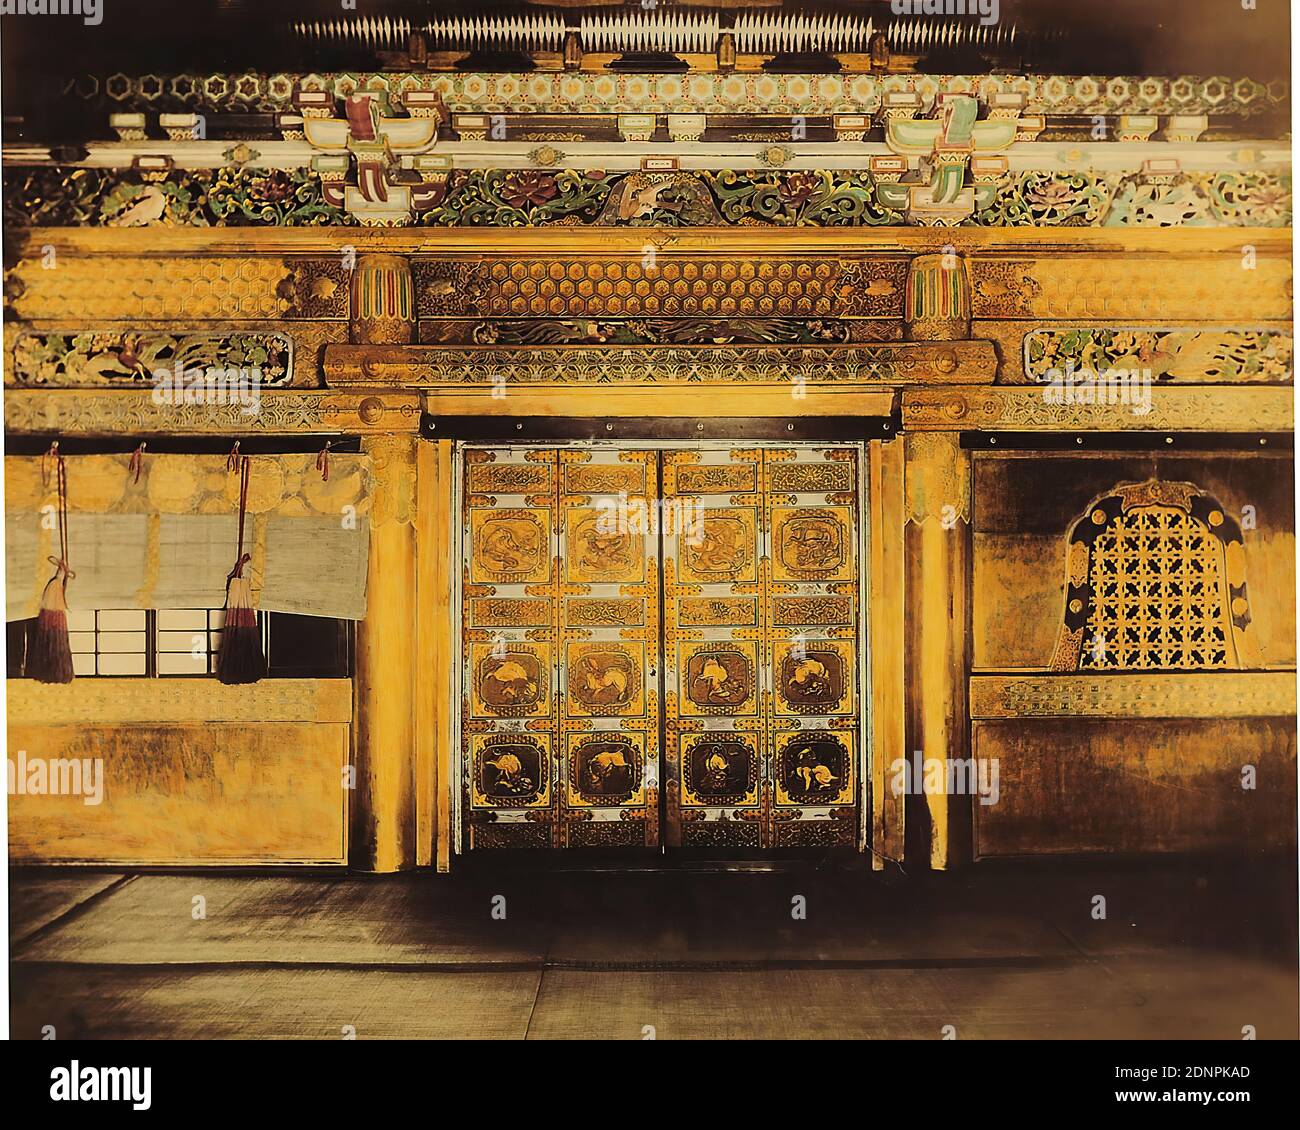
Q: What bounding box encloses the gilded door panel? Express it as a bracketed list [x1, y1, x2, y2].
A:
[559, 448, 661, 846]
[461, 445, 661, 850]
[462, 448, 560, 848]
[462, 443, 860, 852]
[664, 447, 863, 849]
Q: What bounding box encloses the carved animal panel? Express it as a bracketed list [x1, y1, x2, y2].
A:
[470, 508, 551, 583]
[568, 734, 643, 806]
[565, 507, 643, 583]
[678, 508, 758, 583]
[683, 735, 758, 807]
[771, 507, 853, 581]
[472, 734, 549, 808]
[566, 643, 645, 717]
[681, 645, 758, 716]
[775, 643, 851, 716]
[777, 733, 852, 805]
[472, 645, 550, 718]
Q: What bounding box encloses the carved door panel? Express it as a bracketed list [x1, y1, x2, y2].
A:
[663, 447, 863, 849]
[461, 446, 660, 850]
[460, 443, 863, 853]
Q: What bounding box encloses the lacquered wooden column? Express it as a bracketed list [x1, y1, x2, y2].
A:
[351, 434, 419, 871]
[349, 252, 420, 871]
[415, 438, 457, 872]
[869, 437, 907, 868]
[903, 432, 972, 871]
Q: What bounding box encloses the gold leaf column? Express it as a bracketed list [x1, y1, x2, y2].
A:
[351, 431, 419, 871]
[904, 431, 972, 870]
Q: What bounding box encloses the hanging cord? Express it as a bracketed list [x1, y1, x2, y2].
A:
[316, 440, 332, 482]
[40, 440, 59, 488]
[45, 447, 74, 585]
[129, 442, 147, 484]
[226, 440, 241, 472]
[228, 453, 252, 582]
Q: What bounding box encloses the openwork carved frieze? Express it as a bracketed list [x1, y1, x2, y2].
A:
[7, 331, 294, 388]
[2, 166, 351, 229]
[461, 317, 858, 347]
[973, 171, 1291, 229]
[7, 166, 1289, 229]
[1023, 329, 1294, 385]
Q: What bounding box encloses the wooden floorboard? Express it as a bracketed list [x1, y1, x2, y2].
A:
[7, 862, 1296, 1039]
[8, 872, 130, 946]
[9, 966, 541, 1040]
[11, 873, 550, 966]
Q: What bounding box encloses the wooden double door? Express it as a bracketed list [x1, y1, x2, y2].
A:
[458, 443, 867, 853]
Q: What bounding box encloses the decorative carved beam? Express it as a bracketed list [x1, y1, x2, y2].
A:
[969, 673, 1298, 720]
[902, 386, 1294, 433]
[3, 389, 422, 436]
[323, 341, 997, 388]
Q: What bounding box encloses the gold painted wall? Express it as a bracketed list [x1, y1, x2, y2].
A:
[7, 680, 351, 864]
[973, 717, 1297, 857]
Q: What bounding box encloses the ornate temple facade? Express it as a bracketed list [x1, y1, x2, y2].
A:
[3, 0, 1294, 872]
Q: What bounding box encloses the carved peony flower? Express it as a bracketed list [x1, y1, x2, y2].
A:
[779, 172, 821, 205]
[249, 170, 295, 203]
[500, 171, 559, 208]
[1025, 179, 1080, 210]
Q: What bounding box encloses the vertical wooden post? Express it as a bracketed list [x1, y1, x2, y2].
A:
[902, 250, 974, 870]
[416, 437, 457, 872]
[903, 431, 972, 870]
[352, 434, 419, 872]
[349, 252, 419, 872]
[869, 437, 907, 868]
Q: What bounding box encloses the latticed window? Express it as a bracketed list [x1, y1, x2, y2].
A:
[1052, 480, 1254, 672]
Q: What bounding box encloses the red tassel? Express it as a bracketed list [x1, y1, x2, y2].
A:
[216, 554, 265, 684]
[26, 562, 74, 684]
[216, 455, 265, 684]
[28, 448, 74, 683]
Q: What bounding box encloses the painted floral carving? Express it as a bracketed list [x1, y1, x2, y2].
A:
[4, 167, 1291, 229]
[974, 172, 1118, 226]
[3, 167, 352, 227]
[498, 170, 560, 208]
[1024, 328, 1293, 384]
[8, 331, 293, 387]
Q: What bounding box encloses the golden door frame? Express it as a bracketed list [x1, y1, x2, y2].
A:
[448, 439, 880, 857]
[414, 421, 905, 872]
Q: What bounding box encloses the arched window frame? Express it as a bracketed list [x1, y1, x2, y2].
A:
[1051, 479, 1255, 672]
